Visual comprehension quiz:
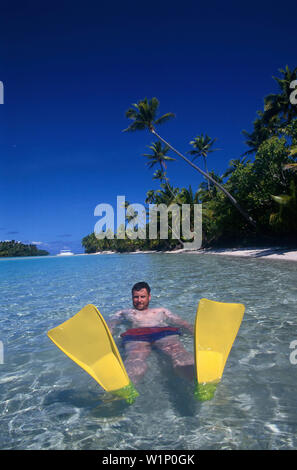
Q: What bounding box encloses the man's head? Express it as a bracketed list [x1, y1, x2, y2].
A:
[132, 282, 151, 311]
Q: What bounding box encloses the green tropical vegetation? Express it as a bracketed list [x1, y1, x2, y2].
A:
[82, 66, 297, 253]
[0, 240, 49, 257]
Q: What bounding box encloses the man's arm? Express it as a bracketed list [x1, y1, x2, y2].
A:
[107, 310, 124, 334]
[163, 308, 194, 334]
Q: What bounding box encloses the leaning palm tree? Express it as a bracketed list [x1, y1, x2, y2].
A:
[188, 134, 219, 191]
[124, 97, 256, 227]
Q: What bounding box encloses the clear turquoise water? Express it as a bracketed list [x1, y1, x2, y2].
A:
[0, 252, 297, 450]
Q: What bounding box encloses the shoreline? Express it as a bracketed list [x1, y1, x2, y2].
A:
[90, 246, 297, 262]
[2, 247, 297, 262]
[165, 246, 297, 262]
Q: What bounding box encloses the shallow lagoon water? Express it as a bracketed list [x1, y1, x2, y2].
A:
[0, 252, 297, 450]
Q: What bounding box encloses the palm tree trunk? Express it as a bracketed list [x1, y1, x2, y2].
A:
[151, 128, 256, 228]
[158, 162, 184, 246]
[203, 156, 211, 191]
[159, 162, 178, 202]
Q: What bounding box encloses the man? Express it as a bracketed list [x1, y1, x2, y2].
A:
[108, 281, 195, 384]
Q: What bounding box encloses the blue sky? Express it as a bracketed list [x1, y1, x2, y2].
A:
[1, 0, 296, 254]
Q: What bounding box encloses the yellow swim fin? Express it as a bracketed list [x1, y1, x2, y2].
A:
[47, 304, 139, 404]
[194, 298, 245, 401]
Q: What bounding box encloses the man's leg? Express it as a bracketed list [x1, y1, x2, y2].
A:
[154, 335, 195, 381]
[124, 341, 152, 384]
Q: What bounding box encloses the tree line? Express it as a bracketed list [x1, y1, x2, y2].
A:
[0, 240, 49, 257]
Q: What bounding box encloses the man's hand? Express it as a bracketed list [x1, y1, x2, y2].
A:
[163, 308, 194, 335]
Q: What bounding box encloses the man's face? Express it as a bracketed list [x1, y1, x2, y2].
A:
[132, 288, 151, 311]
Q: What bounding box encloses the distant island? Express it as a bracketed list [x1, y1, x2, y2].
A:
[0, 240, 49, 257]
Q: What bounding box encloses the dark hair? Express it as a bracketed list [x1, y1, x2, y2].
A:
[132, 282, 151, 294]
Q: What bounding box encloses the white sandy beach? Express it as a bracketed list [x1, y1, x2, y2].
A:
[177, 247, 297, 262]
[77, 247, 297, 262]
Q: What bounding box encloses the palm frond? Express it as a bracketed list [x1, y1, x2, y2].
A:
[122, 121, 147, 132]
[125, 109, 138, 119]
[271, 194, 292, 205]
[155, 112, 175, 126]
[288, 146, 297, 157]
[284, 163, 297, 171]
[149, 97, 160, 114]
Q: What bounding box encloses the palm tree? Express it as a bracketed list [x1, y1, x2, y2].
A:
[243, 66, 297, 156]
[145, 183, 184, 248]
[175, 185, 200, 234]
[176, 185, 200, 205]
[263, 65, 297, 125]
[153, 169, 166, 182]
[242, 112, 279, 155]
[143, 141, 175, 172]
[143, 141, 176, 200]
[124, 97, 175, 133]
[145, 189, 158, 205]
[188, 134, 219, 190]
[124, 97, 256, 228]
